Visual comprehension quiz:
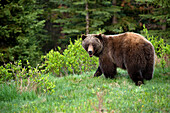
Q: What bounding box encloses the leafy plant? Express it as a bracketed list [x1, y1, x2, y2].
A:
[0, 61, 55, 94]
[44, 38, 99, 76]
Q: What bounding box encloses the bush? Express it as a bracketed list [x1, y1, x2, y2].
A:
[0, 61, 55, 94]
[44, 38, 99, 76]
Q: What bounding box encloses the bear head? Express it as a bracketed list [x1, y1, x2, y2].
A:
[82, 34, 103, 57]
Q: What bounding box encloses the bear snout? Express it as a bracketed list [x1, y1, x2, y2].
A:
[88, 44, 94, 57]
[88, 50, 93, 57]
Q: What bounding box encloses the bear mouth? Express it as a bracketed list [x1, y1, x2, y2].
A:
[89, 54, 93, 57]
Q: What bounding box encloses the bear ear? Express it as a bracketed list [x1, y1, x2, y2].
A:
[96, 34, 102, 40]
[81, 34, 87, 40]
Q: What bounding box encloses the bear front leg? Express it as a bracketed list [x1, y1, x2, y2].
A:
[94, 66, 102, 77]
[102, 66, 117, 79]
[100, 63, 117, 79]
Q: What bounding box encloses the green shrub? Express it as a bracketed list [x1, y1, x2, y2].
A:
[141, 25, 170, 72]
[44, 38, 99, 76]
[0, 61, 55, 94]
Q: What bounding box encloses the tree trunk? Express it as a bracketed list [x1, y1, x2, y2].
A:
[85, 2, 89, 34]
[112, 0, 117, 24]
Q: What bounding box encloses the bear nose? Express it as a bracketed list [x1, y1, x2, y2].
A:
[88, 50, 93, 55]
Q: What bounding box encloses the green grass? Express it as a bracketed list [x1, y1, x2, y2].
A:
[0, 67, 169, 113]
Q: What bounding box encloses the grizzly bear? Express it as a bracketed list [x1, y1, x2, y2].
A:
[82, 32, 155, 86]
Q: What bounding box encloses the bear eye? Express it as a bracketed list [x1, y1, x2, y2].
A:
[85, 45, 88, 51]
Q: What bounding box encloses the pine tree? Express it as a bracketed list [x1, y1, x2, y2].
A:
[0, 0, 46, 66]
[52, 0, 121, 37]
[136, 0, 170, 43]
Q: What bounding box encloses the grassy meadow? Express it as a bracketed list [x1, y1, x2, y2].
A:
[0, 67, 169, 113]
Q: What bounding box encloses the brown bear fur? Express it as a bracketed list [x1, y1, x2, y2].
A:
[82, 32, 155, 86]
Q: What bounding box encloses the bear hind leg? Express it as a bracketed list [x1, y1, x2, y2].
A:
[143, 42, 155, 80]
[142, 65, 154, 80]
[128, 70, 144, 86]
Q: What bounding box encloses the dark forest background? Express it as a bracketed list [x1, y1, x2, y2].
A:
[0, 0, 169, 66]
